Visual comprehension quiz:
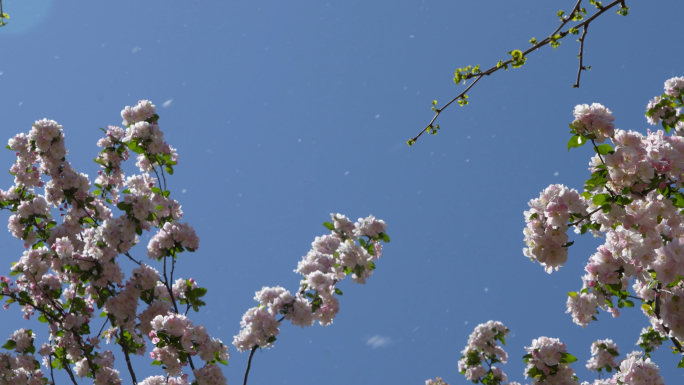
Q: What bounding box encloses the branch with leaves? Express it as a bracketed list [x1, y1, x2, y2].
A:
[408, 0, 630, 147]
[0, 0, 8, 28]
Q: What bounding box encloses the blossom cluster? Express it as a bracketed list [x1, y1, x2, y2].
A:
[0, 329, 45, 385]
[571, 103, 616, 143]
[523, 336, 578, 385]
[0, 101, 230, 384]
[614, 353, 664, 385]
[523, 184, 587, 273]
[233, 214, 389, 352]
[586, 353, 659, 385]
[585, 339, 619, 373]
[457, 321, 511, 384]
[149, 312, 229, 381]
[524, 78, 684, 355]
[636, 327, 667, 357]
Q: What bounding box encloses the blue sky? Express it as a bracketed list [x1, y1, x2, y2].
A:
[1, 1, 684, 384]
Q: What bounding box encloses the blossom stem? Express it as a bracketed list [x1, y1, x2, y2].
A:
[243, 345, 258, 385]
[568, 206, 603, 226]
[63, 362, 79, 385]
[48, 354, 56, 385]
[118, 328, 139, 385]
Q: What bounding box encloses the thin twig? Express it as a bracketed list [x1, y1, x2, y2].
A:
[568, 206, 603, 226]
[411, 75, 484, 142]
[63, 362, 79, 385]
[162, 253, 196, 370]
[96, 317, 110, 338]
[243, 345, 258, 385]
[573, 24, 589, 88]
[49, 354, 56, 385]
[124, 251, 142, 266]
[118, 329, 138, 385]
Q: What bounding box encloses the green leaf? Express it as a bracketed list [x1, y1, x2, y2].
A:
[127, 142, 144, 154]
[38, 315, 48, 323]
[323, 222, 335, 231]
[595, 144, 613, 155]
[567, 291, 577, 298]
[151, 187, 162, 194]
[192, 288, 208, 298]
[678, 357, 684, 369]
[155, 205, 164, 210]
[165, 165, 174, 175]
[561, 353, 578, 363]
[624, 300, 634, 308]
[1, 340, 17, 350]
[381, 233, 390, 243]
[601, 203, 612, 213]
[334, 288, 343, 295]
[592, 194, 609, 205]
[567, 135, 586, 150]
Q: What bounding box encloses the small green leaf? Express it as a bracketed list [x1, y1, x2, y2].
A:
[561, 353, 578, 363]
[567, 291, 577, 298]
[127, 142, 144, 154]
[592, 194, 609, 205]
[323, 222, 335, 231]
[1, 340, 17, 350]
[567, 135, 586, 150]
[595, 144, 613, 155]
[165, 165, 174, 175]
[38, 315, 48, 323]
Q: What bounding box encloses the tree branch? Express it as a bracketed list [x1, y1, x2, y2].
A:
[573, 24, 589, 88]
[410, 0, 628, 146]
[118, 329, 138, 385]
[243, 345, 258, 385]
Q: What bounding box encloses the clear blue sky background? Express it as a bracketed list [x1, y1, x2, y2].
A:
[1, 1, 684, 384]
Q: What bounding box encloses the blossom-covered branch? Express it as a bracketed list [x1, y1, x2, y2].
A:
[235, 214, 390, 384]
[524, 77, 684, 368]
